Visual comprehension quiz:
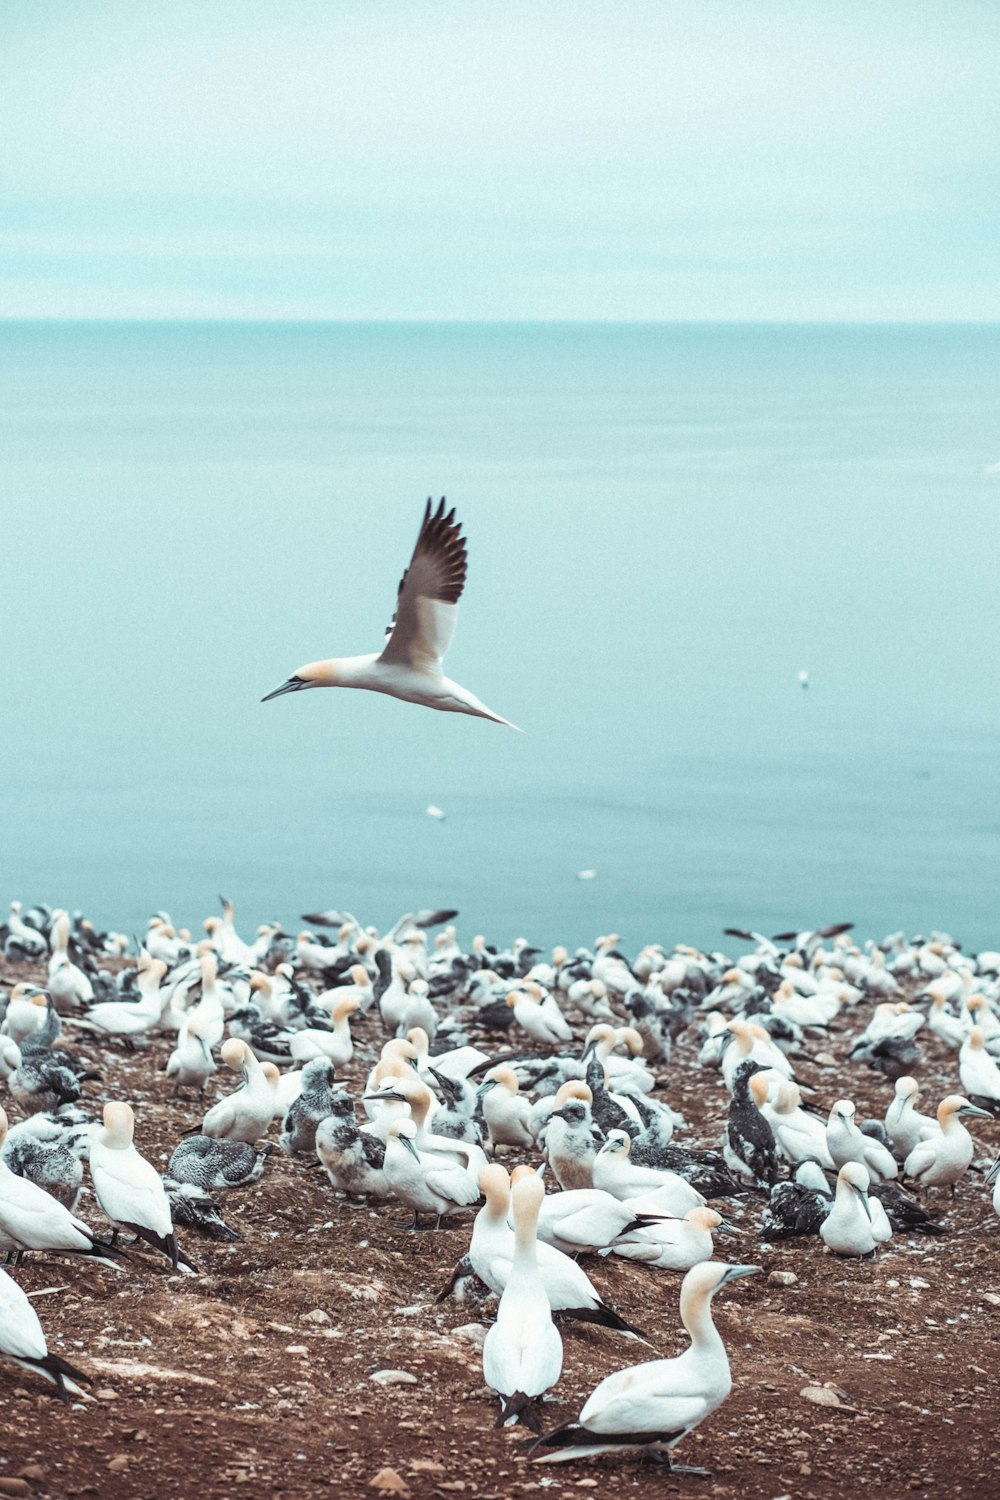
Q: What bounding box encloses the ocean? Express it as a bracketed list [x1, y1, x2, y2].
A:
[2, 320, 999, 954]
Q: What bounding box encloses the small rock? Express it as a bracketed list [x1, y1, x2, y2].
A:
[301, 1309, 331, 1325]
[369, 1468, 410, 1495]
[107, 1457, 130, 1474]
[371, 1369, 418, 1386]
[18, 1470, 46, 1486]
[800, 1385, 844, 1409]
[768, 1271, 798, 1287]
[909, 1277, 930, 1290]
[981, 1292, 1000, 1307]
[284, 1345, 308, 1355]
[812, 1052, 836, 1068]
[451, 1323, 487, 1347]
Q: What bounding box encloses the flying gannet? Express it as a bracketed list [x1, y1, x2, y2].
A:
[262, 498, 519, 728]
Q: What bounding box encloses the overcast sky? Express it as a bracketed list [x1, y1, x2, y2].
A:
[2, 1, 998, 321]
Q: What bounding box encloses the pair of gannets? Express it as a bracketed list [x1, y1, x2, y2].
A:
[820, 1163, 892, 1256]
[524, 1261, 759, 1471]
[0, 1107, 125, 1269]
[826, 1101, 897, 1181]
[903, 1096, 992, 1190]
[483, 1171, 563, 1430]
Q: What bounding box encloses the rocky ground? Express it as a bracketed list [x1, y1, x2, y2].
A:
[0, 950, 998, 1500]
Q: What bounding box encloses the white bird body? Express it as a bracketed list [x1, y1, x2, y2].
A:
[201, 1041, 276, 1143]
[593, 1131, 705, 1214]
[766, 1082, 835, 1168]
[959, 1028, 1000, 1102]
[820, 1163, 878, 1256]
[904, 1095, 990, 1187]
[288, 996, 359, 1066]
[1, 984, 49, 1043]
[262, 500, 518, 728]
[525, 1184, 656, 1256]
[483, 1174, 563, 1424]
[165, 1014, 216, 1098]
[826, 1101, 897, 1181]
[884, 1077, 938, 1159]
[89, 1103, 192, 1272]
[508, 989, 572, 1046]
[608, 1207, 721, 1270]
[0, 1264, 91, 1400]
[0, 1109, 111, 1263]
[71, 960, 167, 1040]
[479, 1066, 536, 1151]
[528, 1262, 759, 1464]
[382, 1120, 479, 1221]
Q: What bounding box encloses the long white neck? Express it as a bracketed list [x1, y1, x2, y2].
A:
[679, 1283, 725, 1357]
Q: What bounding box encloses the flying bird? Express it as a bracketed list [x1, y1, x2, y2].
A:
[262, 499, 520, 728]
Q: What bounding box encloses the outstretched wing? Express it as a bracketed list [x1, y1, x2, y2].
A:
[379, 499, 467, 672]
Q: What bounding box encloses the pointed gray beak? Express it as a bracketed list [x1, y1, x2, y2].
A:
[723, 1264, 761, 1282]
[262, 676, 306, 703]
[852, 1185, 872, 1220]
[959, 1102, 993, 1119]
[985, 1156, 1000, 1184]
[476, 1079, 499, 1098]
[400, 1133, 420, 1160]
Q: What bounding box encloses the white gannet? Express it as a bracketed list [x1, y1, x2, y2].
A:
[959, 1027, 1000, 1108]
[47, 912, 94, 1011]
[765, 1079, 835, 1168]
[826, 1100, 898, 1181]
[884, 1076, 938, 1159]
[483, 1171, 563, 1431]
[164, 1011, 217, 1099]
[382, 1119, 479, 1227]
[594, 1131, 705, 1216]
[90, 1103, 196, 1273]
[289, 994, 360, 1066]
[200, 1040, 276, 1143]
[467, 1166, 646, 1338]
[820, 1163, 880, 1257]
[477, 1065, 536, 1152]
[1, 982, 50, 1043]
[607, 1207, 722, 1271]
[904, 1095, 992, 1192]
[0, 1108, 125, 1269]
[3, 902, 48, 961]
[0, 1265, 92, 1402]
[262, 499, 519, 728]
[525, 1261, 760, 1470]
[69, 958, 167, 1042]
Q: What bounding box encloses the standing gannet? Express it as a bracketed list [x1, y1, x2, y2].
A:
[884, 1076, 939, 1158]
[483, 1172, 563, 1431]
[525, 1261, 759, 1469]
[382, 1119, 479, 1228]
[0, 1108, 125, 1269]
[89, 1103, 196, 1272]
[904, 1095, 992, 1192]
[541, 1085, 602, 1190]
[165, 1012, 217, 1099]
[826, 1100, 898, 1181]
[959, 1027, 1000, 1110]
[478, 1065, 536, 1152]
[0, 1265, 92, 1402]
[262, 499, 519, 728]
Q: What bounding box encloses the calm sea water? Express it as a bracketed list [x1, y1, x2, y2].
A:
[2, 321, 1000, 952]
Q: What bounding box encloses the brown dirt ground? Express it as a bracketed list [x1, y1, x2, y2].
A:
[0, 951, 998, 1500]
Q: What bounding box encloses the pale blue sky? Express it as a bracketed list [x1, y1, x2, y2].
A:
[2, 1, 998, 321]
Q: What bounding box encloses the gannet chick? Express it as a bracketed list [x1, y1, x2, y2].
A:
[0, 1265, 92, 1402]
[0, 1108, 126, 1269]
[167, 1134, 272, 1190]
[904, 1095, 992, 1193]
[724, 1065, 779, 1189]
[541, 1085, 602, 1190]
[382, 1119, 479, 1228]
[315, 1092, 389, 1197]
[884, 1076, 939, 1159]
[200, 1040, 276, 1143]
[163, 1179, 242, 1242]
[594, 1131, 706, 1216]
[607, 1207, 722, 1271]
[826, 1100, 898, 1181]
[165, 1011, 216, 1099]
[525, 1262, 760, 1469]
[958, 1027, 1000, 1111]
[820, 1163, 880, 1257]
[478, 1065, 535, 1152]
[760, 1160, 833, 1239]
[90, 1103, 196, 1273]
[2, 1128, 84, 1211]
[466, 1166, 648, 1339]
[280, 1058, 339, 1155]
[483, 1172, 563, 1431]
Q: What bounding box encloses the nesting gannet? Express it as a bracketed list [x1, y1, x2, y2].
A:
[607, 1207, 722, 1271]
[765, 1079, 835, 1168]
[1, 982, 50, 1043]
[262, 499, 519, 727]
[2, 1116, 86, 1211]
[820, 1163, 881, 1257]
[904, 1095, 991, 1192]
[200, 1040, 276, 1143]
[593, 1131, 705, 1216]
[483, 1172, 563, 1431]
[467, 1166, 647, 1338]
[525, 1262, 760, 1469]
[168, 1134, 272, 1190]
[478, 1065, 535, 1152]
[69, 958, 166, 1043]
[958, 1027, 1000, 1110]
[47, 912, 95, 1011]
[826, 1100, 898, 1181]
[90, 1103, 196, 1273]
[884, 1076, 938, 1159]
[0, 1265, 92, 1401]
[0, 1108, 125, 1269]
[3, 902, 48, 961]
[507, 1166, 665, 1257]
[760, 1159, 834, 1239]
[289, 994, 359, 1066]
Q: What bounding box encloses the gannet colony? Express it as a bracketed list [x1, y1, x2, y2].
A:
[1, 900, 998, 1492]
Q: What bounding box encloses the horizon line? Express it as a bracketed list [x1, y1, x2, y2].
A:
[2, 315, 999, 329]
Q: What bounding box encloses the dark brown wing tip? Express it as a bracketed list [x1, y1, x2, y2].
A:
[414, 494, 467, 604]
